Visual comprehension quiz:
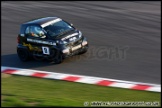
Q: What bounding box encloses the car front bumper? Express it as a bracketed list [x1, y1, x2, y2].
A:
[62, 40, 88, 58]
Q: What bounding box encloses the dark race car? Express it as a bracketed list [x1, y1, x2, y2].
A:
[17, 17, 88, 64]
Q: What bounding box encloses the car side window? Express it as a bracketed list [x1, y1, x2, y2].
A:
[25, 26, 46, 38]
[25, 26, 30, 35]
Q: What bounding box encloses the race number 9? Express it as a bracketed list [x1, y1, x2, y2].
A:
[42, 46, 50, 55]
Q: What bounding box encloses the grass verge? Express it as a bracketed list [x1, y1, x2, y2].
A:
[1, 73, 161, 107]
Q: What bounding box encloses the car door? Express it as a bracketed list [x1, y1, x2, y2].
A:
[24, 25, 56, 55]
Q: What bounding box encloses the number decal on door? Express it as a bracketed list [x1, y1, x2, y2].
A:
[42, 46, 50, 55]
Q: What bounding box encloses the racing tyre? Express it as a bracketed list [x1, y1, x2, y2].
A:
[47, 49, 63, 64]
[17, 48, 30, 62]
[54, 51, 63, 64]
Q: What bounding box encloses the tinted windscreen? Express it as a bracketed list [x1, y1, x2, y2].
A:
[43, 20, 74, 37]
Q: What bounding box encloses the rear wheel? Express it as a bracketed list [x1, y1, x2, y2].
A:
[17, 49, 30, 62]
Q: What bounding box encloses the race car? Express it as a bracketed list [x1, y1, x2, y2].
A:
[17, 17, 88, 64]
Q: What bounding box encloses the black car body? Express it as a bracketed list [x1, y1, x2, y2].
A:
[17, 17, 88, 63]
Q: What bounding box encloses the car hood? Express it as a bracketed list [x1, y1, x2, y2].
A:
[55, 29, 81, 43]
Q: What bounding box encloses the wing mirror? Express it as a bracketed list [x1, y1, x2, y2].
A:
[70, 23, 73, 27]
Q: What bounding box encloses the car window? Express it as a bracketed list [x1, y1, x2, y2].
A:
[43, 20, 74, 37]
[25, 26, 30, 35]
[25, 26, 45, 38]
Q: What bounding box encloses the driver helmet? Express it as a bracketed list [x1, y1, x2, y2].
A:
[35, 27, 44, 36]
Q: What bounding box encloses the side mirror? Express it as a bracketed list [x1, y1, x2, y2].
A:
[70, 23, 73, 27]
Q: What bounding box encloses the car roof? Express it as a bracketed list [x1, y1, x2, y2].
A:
[22, 17, 60, 26]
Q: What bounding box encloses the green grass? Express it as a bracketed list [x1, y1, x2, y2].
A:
[1, 73, 161, 107]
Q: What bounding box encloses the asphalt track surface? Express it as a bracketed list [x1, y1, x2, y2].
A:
[1, 1, 161, 84]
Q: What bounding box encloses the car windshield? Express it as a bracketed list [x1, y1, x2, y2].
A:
[43, 20, 74, 37]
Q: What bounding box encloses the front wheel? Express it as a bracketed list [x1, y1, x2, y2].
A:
[47, 49, 63, 64]
[54, 52, 63, 64]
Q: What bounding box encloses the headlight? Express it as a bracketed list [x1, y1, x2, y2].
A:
[79, 31, 82, 38]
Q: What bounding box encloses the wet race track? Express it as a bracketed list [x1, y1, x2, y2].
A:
[1, 1, 161, 84]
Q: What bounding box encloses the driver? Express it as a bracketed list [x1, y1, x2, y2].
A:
[34, 27, 46, 38]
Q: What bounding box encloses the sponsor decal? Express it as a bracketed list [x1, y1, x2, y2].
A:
[23, 43, 42, 51]
[61, 33, 78, 41]
[69, 37, 77, 42]
[27, 38, 56, 45]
